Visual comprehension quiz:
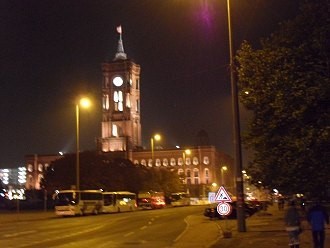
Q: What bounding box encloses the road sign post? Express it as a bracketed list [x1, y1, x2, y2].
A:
[214, 186, 233, 238]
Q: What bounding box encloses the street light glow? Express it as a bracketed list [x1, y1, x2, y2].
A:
[153, 134, 161, 141]
[80, 97, 91, 108]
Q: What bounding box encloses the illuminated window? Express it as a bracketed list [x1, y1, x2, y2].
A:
[103, 94, 109, 110]
[114, 91, 123, 111]
[38, 164, 43, 172]
[163, 158, 168, 166]
[28, 164, 33, 172]
[136, 100, 140, 113]
[178, 158, 183, 166]
[178, 169, 184, 176]
[112, 124, 118, 137]
[186, 157, 191, 165]
[193, 168, 199, 184]
[126, 93, 131, 108]
[133, 160, 139, 165]
[148, 159, 153, 167]
[170, 158, 176, 166]
[141, 159, 146, 166]
[193, 157, 199, 165]
[203, 156, 209, 165]
[155, 159, 161, 167]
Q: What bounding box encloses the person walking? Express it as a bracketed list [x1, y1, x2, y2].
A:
[307, 200, 329, 248]
[284, 200, 302, 248]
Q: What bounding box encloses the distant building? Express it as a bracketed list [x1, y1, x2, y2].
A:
[0, 167, 27, 199]
[25, 154, 62, 190]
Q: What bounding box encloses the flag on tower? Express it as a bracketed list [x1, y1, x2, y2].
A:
[117, 25, 122, 34]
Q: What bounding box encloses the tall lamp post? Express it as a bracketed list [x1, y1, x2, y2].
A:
[227, 0, 246, 232]
[182, 149, 191, 193]
[221, 166, 228, 186]
[151, 134, 161, 164]
[76, 97, 91, 190]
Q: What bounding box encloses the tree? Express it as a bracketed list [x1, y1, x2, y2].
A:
[42, 151, 182, 196]
[236, 0, 329, 196]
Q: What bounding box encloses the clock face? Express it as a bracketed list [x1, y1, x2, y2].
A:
[113, 76, 123, 87]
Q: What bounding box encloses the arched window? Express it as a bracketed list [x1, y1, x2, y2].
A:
[155, 159, 161, 167]
[193, 157, 199, 165]
[205, 168, 209, 178]
[186, 169, 191, 178]
[148, 159, 153, 167]
[178, 158, 183, 166]
[203, 156, 210, 165]
[112, 124, 118, 137]
[163, 158, 168, 167]
[114, 91, 123, 111]
[193, 168, 199, 184]
[170, 158, 176, 166]
[141, 159, 146, 166]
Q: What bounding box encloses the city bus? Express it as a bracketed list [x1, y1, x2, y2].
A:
[170, 192, 190, 207]
[53, 190, 103, 216]
[101, 191, 137, 213]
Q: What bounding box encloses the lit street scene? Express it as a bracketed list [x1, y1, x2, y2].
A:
[0, 1, 329, 248]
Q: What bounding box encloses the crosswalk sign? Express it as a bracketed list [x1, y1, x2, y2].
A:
[214, 186, 232, 202]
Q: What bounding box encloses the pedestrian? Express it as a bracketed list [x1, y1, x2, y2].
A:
[307, 200, 329, 248]
[284, 200, 302, 248]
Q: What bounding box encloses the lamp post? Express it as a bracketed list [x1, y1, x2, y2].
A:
[76, 97, 91, 190]
[226, 0, 246, 232]
[182, 149, 191, 193]
[221, 166, 228, 186]
[151, 134, 161, 165]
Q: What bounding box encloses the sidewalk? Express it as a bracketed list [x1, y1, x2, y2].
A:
[210, 204, 330, 248]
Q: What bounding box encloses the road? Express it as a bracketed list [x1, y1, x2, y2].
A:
[1, 206, 213, 248]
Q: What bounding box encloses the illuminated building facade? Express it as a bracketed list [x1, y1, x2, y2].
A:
[23, 27, 235, 197]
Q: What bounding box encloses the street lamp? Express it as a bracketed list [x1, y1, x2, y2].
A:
[151, 134, 161, 164]
[182, 149, 191, 193]
[226, 0, 246, 232]
[76, 97, 91, 190]
[221, 166, 228, 186]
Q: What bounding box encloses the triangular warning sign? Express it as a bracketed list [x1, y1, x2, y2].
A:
[214, 186, 232, 202]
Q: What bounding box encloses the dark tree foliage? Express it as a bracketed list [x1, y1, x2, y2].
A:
[236, 0, 329, 196]
[42, 151, 182, 196]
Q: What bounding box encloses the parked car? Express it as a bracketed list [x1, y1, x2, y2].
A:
[204, 201, 257, 220]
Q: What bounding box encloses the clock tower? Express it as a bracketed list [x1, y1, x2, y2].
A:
[100, 26, 141, 153]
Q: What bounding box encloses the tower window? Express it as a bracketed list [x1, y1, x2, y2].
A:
[112, 124, 118, 137]
[126, 93, 131, 108]
[136, 79, 140, 90]
[114, 91, 123, 111]
[103, 94, 109, 110]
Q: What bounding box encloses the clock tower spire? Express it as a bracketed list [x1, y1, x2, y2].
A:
[100, 26, 141, 154]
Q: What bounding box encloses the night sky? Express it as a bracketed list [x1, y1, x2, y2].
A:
[0, 0, 303, 168]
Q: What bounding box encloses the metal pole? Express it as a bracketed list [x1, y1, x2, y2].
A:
[76, 104, 80, 190]
[227, 0, 246, 232]
[151, 138, 154, 164]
